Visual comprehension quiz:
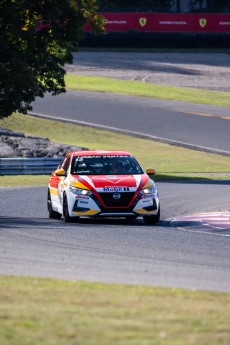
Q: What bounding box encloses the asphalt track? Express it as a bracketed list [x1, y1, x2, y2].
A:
[1, 182, 230, 292]
[2, 89, 230, 292]
[32, 90, 230, 155]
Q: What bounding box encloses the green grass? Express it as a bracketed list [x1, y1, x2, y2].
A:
[1, 275, 230, 345]
[1, 49, 230, 345]
[0, 113, 229, 187]
[0, 175, 49, 187]
[65, 75, 230, 107]
[1, 173, 229, 188]
[1, 70, 230, 344]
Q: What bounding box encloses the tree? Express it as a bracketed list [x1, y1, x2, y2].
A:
[0, 0, 105, 118]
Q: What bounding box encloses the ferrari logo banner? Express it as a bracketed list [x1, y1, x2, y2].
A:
[85, 13, 229, 33]
[139, 17, 147, 27]
[199, 18, 207, 28]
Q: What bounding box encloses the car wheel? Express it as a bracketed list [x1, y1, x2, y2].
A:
[143, 208, 160, 225]
[63, 193, 80, 223]
[63, 193, 73, 223]
[47, 190, 62, 219]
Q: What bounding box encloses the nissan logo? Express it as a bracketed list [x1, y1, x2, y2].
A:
[113, 192, 121, 200]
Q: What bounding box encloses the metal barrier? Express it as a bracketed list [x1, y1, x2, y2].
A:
[0, 158, 62, 175]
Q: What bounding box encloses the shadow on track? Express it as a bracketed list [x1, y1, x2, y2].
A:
[0, 216, 170, 229]
[0, 217, 65, 230]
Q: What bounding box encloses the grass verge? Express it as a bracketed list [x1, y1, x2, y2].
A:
[1, 88, 230, 344]
[1, 275, 230, 345]
[1, 173, 229, 188]
[65, 75, 230, 107]
[0, 175, 49, 187]
[0, 113, 229, 187]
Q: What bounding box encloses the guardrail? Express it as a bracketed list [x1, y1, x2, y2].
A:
[0, 158, 62, 175]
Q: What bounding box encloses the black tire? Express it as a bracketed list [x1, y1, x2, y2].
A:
[143, 208, 160, 225]
[63, 193, 72, 223]
[63, 193, 79, 223]
[47, 190, 62, 219]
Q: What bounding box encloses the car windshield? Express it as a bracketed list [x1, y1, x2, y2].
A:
[71, 155, 144, 175]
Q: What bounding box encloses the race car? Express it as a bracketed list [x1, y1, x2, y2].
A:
[47, 150, 160, 224]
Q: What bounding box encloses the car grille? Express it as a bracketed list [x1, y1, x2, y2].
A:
[98, 192, 135, 207]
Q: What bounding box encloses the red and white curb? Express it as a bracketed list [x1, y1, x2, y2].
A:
[170, 211, 230, 236]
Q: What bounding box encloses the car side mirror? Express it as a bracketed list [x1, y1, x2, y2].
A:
[55, 168, 66, 176]
[146, 168, 156, 175]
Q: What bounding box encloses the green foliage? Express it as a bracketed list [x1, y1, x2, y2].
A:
[0, 0, 105, 118]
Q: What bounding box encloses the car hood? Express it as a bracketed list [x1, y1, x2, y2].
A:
[70, 174, 151, 192]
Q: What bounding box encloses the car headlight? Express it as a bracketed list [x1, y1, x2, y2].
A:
[139, 185, 157, 196]
[70, 186, 92, 196]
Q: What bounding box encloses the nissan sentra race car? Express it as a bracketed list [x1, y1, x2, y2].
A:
[47, 150, 160, 224]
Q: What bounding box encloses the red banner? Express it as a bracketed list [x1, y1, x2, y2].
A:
[85, 13, 230, 33]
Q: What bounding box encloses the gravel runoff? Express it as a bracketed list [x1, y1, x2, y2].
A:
[66, 51, 230, 92]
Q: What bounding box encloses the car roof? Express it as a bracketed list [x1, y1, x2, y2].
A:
[71, 150, 132, 157]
